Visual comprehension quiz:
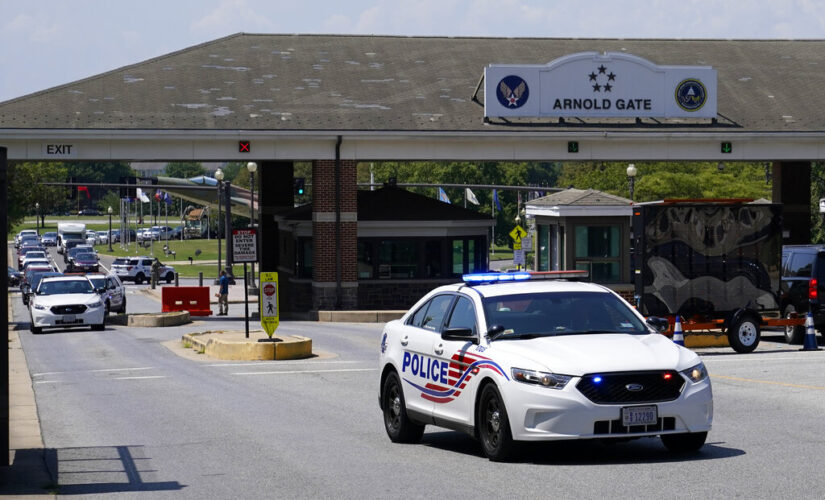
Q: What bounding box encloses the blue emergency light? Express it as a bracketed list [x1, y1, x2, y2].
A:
[462, 270, 590, 284]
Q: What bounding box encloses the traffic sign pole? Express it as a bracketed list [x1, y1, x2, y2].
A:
[244, 263, 249, 339]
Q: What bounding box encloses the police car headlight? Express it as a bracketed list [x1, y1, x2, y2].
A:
[88, 299, 103, 308]
[33, 303, 46, 310]
[681, 362, 708, 383]
[511, 368, 571, 389]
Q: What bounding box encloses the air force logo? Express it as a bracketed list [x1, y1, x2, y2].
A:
[675, 79, 707, 112]
[496, 75, 529, 108]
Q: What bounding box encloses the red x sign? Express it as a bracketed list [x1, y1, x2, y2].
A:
[238, 141, 250, 153]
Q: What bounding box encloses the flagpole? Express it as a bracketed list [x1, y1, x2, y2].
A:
[491, 189, 495, 256]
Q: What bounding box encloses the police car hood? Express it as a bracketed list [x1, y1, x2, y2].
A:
[491, 333, 689, 375]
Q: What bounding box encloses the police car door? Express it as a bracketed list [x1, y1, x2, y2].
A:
[431, 294, 481, 427]
[396, 294, 456, 421]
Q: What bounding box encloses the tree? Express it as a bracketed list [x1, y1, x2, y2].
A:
[6, 161, 69, 232]
[165, 162, 206, 179]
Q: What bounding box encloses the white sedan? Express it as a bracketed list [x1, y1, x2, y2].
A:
[378, 271, 713, 461]
[29, 275, 106, 334]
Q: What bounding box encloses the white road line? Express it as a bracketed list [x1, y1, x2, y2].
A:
[209, 360, 364, 368]
[233, 368, 377, 376]
[114, 376, 166, 380]
[702, 355, 818, 363]
[33, 380, 65, 385]
[33, 367, 156, 377]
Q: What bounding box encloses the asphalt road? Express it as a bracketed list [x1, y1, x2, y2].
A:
[9, 244, 825, 498]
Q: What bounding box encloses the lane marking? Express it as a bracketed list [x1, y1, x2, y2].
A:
[33, 367, 155, 377]
[209, 360, 363, 368]
[233, 368, 377, 376]
[114, 376, 166, 380]
[713, 374, 825, 391]
[703, 355, 820, 363]
[33, 380, 65, 385]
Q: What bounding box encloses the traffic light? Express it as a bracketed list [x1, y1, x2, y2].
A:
[293, 177, 305, 196]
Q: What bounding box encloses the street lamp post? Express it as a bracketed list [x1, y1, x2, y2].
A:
[627, 163, 638, 202]
[246, 162, 257, 289]
[35, 202, 40, 235]
[215, 168, 224, 282]
[108, 206, 113, 251]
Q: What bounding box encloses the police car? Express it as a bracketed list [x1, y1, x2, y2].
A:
[378, 271, 713, 461]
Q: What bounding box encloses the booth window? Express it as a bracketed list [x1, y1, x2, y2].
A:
[574, 225, 621, 282]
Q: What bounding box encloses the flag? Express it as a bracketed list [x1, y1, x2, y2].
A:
[163, 191, 172, 205]
[493, 189, 502, 211]
[136, 188, 151, 203]
[438, 187, 451, 204]
[77, 186, 91, 199]
[465, 187, 479, 206]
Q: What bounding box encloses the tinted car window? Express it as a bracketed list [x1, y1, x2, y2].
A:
[445, 296, 477, 335]
[420, 295, 454, 332]
[409, 301, 430, 327]
[788, 253, 816, 277]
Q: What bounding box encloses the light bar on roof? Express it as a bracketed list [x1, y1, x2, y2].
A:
[461, 270, 589, 284]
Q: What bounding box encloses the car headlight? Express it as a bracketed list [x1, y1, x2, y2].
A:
[681, 362, 709, 383]
[511, 367, 571, 389]
[33, 303, 46, 310]
[89, 300, 103, 308]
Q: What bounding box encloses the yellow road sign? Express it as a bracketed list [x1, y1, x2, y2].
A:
[260, 272, 279, 337]
[513, 241, 522, 250]
[509, 225, 527, 241]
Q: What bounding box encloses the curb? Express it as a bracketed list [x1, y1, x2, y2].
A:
[128, 311, 191, 327]
[182, 330, 312, 360]
[316, 310, 405, 323]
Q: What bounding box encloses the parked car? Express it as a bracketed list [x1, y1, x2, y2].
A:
[77, 209, 100, 216]
[86, 272, 126, 314]
[96, 231, 110, 245]
[780, 244, 825, 344]
[29, 275, 106, 334]
[41, 232, 58, 246]
[7, 266, 23, 287]
[112, 256, 175, 284]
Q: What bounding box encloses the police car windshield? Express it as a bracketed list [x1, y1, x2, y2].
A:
[482, 291, 648, 338]
[38, 280, 94, 295]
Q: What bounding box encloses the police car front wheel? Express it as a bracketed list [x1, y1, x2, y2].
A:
[382, 371, 424, 443]
[478, 384, 515, 461]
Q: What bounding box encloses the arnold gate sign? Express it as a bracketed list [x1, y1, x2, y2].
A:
[484, 52, 717, 119]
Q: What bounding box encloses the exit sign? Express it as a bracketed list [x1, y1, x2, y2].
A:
[721, 141, 732, 154]
[568, 141, 579, 153]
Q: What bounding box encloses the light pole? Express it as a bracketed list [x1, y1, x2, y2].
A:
[215, 168, 224, 282]
[35, 202, 40, 235]
[626, 163, 638, 202]
[108, 206, 113, 251]
[246, 161, 257, 288]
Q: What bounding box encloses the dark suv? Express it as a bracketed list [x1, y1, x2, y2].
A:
[780, 245, 825, 343]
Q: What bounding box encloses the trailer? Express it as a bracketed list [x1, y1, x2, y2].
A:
[632, 200, 805, 353]
[56, 222, 86, 255]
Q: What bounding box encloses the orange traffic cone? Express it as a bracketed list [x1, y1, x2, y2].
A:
[672, 316, 685, 346]
[801, 312, 821, 351]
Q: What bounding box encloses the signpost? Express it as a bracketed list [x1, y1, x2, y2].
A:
[509, 225, 528, 269]
[232, 229, 258, 338]
[260, 272, 280, 337]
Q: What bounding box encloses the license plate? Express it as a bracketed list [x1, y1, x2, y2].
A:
[622, 405, 658, 426]
[58, 314, 77, 324]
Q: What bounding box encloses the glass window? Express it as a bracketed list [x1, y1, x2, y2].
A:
[420, 294, 454, 332]
[379, 240, 418, 278]
[538, 225, 549, 272]
[788, 253, 815, 277]
[357, 241, 374, 279]
[452, 240, 464, 275]
[425, 240, 443, 278]
[409, 301, 430, 327]
[445, 296, 477, 335]
[574, 225, 622, 283]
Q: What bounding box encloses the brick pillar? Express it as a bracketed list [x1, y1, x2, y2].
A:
[773, 161, 811, 244]
[312, 158, 358, 310]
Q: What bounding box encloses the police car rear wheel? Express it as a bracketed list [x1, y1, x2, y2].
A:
[478, 384, 515, 461]
[382, 372, 424, 443]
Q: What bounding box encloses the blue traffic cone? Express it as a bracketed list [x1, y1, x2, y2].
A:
[672, 316, 685, 346]
[801, 312, 821, 351]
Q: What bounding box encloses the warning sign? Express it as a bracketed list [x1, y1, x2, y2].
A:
[260, 272, 279, 337]
[232, 228, 258, 263]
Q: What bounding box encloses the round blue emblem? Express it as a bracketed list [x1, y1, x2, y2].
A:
[496, 75, 529, 109]
[675, 79, 707, 112]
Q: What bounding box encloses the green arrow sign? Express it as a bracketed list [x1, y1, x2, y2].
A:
[721, 142, 732, 154]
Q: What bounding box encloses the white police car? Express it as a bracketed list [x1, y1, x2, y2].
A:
[378, 271, 713, 461]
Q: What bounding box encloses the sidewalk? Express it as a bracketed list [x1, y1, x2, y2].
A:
[1, 301, 55, 497]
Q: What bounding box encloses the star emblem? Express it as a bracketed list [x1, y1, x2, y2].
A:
[588, 72, 598, 82]
[604, 83, 612, 92]
[592, 83, 601, 92]
[607, 72, 616, 81]
[598, 65, 607, 74]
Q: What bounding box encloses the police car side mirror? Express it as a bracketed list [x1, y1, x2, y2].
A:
[646, 317, 669, 333]
[441, 327, 476, 343]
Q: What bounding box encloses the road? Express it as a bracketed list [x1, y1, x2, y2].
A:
[8, 245, 825, 498]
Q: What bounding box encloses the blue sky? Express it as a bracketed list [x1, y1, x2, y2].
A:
[1, 0, 824, 102]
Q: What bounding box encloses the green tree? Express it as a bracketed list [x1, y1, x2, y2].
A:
[6, 161, 70, 232]
[165, 162, 206, 179]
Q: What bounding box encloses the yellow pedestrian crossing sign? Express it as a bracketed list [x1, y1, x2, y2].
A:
[260, 272, 279, 337]
[509, 225, 527, 242]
